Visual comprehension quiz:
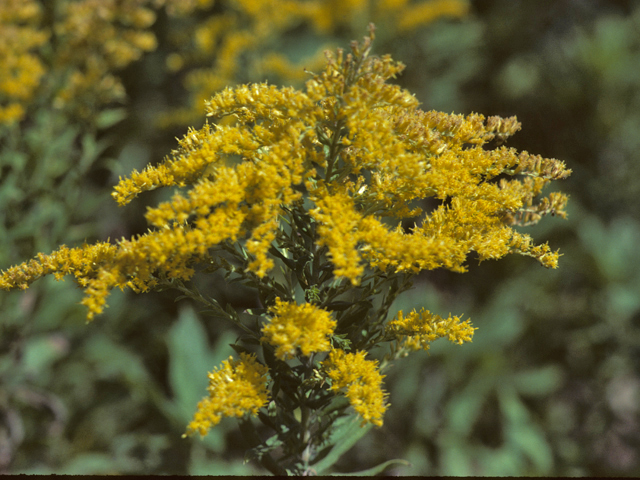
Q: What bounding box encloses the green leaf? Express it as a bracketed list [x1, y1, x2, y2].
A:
[446, 377, 491, 436]
[498, 384, 531, 424]
[478, 445, 525, 476]
[312, 416, 372, 474]
[2, 151, 27, 171]
[334, 458, 411, 476]
[59, 453, 134, 474]
[512, 365, 563, 396]
[244, 431, 284, 463]
[499, 385, 553, 473]
[507, 423, 553, 474]
[166, 307, 238, 453]
[440, 440, 472, 476]
[81, 333, 151, 403]
[78, 133, 109, 174]
[22, 334, 69, 376]
[167, 306, 235, 424]
[96, 108, 128, 129]
[224, 302, 239, 321]
[189, 442, 259, 475]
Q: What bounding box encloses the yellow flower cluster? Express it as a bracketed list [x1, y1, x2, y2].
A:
[386, 308, 476, 351]
[0, 28, 569, 323]
[184, 353, 270, 437]
[0, 242, 117, 290]
[322, 349, 388, 427]
[262, 298, 337, 360]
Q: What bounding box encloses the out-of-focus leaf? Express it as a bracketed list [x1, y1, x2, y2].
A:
[507, 423, 553, 474]
[112, 432, 170, 471]
[512, 365, 563, 397]
[578, 215, 640, 281]
[96, 108, 128, 129]
[478, 445, 525, 476]
[58, 453, 129, 474]
[439, 440, 472, 476]
[335, 458, 410, 476]
[499, 385, 530, 424]
[0, 174, 23, 204]
[446, 377, 492, 436]
[29, 277, 84, 330]
[189, 441, 259, 475]
[167, 306, 213, 423]
[167, 306, 235, 423]
[81, 333, 151, 402]
[313, 416, 372, 474]
[497, 55, 541, 99]
[1, 150, 27, 171]
[166, 306, 236, 452]
[22, 334, 69, 376]
[78, 134, 109, 174]
[499, 385, 553, 473]
[401, 444, 431, 474]
[607, 283, 640, 320]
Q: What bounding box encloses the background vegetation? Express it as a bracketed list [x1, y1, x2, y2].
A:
[1, 0, 639, 475]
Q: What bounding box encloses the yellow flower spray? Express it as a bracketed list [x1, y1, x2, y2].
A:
[0, 25, 569, 475]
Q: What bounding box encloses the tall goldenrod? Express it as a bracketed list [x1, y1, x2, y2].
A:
[0, 25, 569, 474]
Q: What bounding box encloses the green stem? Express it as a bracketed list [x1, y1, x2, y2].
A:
[324, 119, 346, 183]
[300, 405, 312, 471]
[172, 280, 258, 339]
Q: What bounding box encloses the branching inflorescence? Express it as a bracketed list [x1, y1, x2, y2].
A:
[0, 25, 569, 475]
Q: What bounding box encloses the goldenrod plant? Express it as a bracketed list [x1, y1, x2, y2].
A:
[1, 25, 569, 475]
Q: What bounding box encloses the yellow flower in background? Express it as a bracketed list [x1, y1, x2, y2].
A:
[0, 0, 47, 125]
[0, 0, 171, 124]
[393, 0, 469, 32]
[50, 0, 160, 118]
[262, 298, 337, 360]
[161, 0, 471, 127]
[322, 349, 388, 427]
[185, 353, 270, 437]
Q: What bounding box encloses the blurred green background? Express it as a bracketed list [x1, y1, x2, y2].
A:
[1, 0, 639, 475]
